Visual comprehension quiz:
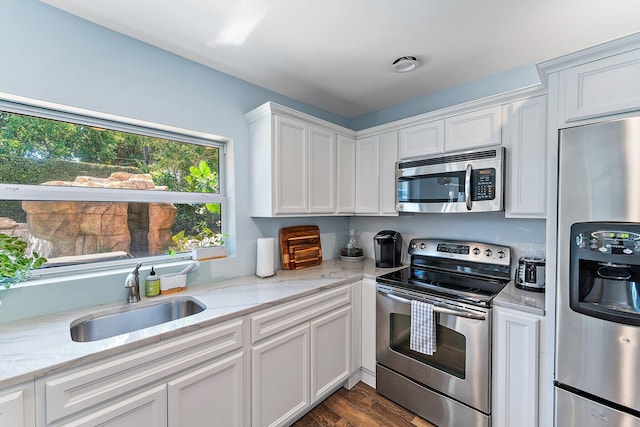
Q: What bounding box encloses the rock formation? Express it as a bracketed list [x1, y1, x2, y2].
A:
[21, 172, 176, 258]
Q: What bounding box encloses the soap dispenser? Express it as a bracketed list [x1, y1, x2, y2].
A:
[145, 267, 160, 297]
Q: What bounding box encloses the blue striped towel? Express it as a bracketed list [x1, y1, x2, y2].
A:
[410, 300, 436, 355]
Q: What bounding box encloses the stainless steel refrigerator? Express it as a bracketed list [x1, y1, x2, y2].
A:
[556, 116, 640, 425]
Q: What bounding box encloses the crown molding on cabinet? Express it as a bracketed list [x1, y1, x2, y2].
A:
[537, 32, 640, 82]
[246, 85, 547, 142]
[244, 101, 356, 138]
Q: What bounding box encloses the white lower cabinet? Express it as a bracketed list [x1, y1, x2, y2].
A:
[168, 351, 245, 427]
[36, 319, 245, 427]
[250, 285, 353, 427]
[310, 306, 351, 400]
[0, 381, 35, 427]
[252, 324, 310, 427]
[493, 306, 540, 427]
[22, 285, 356, 427]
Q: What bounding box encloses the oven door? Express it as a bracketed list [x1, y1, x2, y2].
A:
[376, 284, 491, 413]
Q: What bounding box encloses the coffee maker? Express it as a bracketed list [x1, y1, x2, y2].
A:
[374, 230, 403, 268]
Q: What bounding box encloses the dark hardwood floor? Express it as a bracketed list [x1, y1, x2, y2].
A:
[292, 382, 435, 427]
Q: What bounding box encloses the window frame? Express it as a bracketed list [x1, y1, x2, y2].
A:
[0, 92, 231, 279]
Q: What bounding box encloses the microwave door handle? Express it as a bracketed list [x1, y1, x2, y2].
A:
[465, 163, 472, 210]
[378, 290, 486, 320]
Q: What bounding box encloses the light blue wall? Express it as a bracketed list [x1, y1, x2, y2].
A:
[350, 213, 545, 273]
[0, 0, 544, 322]
[0, 0, 351, 321]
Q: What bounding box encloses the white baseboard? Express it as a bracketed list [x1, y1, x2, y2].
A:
[360, 367, 376, 388]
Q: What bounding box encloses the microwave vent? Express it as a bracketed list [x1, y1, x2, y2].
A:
[399, 149, 497, 169]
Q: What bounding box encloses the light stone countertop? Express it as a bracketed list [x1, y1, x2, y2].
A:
[0, 258, 544, 390]
[493, 282, 546, 316]
[0, 258, 390, 389]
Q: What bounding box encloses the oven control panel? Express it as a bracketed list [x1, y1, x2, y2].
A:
[408, 239, 511, 266]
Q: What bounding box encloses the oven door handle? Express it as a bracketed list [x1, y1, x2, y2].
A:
[378, 291, 486, 320]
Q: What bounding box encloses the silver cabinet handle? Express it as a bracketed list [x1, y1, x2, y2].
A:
[465, 163, 472, 211]
[378, 291, 486, 320]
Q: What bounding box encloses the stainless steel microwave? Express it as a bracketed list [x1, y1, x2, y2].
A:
[396, 146, 504, 213]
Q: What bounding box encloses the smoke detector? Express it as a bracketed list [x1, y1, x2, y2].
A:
[391, 56, 420, 73]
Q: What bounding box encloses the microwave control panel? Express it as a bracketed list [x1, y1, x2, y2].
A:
[472, 168, 496, 201]
[575, 230, 640, 255]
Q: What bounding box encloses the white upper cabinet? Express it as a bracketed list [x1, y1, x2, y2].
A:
[504, 95, 547, 218]
[336, 135, 356, 214]
[355, 136, 380, 214]
[274, 115, 309, 214]
[398, 120, 444, 159]
[246, 102, 352, 217]
[444, 105, 502, 151]
[560, 48, 640, 124]
[355, 131, 398, 216]
[379, 132, 398, 215]
[397, 106, 502, 160]
[308, 125, 336, 213]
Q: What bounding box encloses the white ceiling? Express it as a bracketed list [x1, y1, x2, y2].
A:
[40, 0, 640, 118]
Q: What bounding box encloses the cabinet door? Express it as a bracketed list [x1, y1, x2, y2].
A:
[504, 96, 547, 218]
[336, 135, 356, 214]
[561, 48, 640, 124]
[308, 125, 336, 213]
[252, 324, 310, 427]
[310, 306, 351, 401]
[59, 385, 167, 427]
[168, 351, 245, 427]
[398, 120, 444, 159]
[0, 382, 35, 427]
[274, 115, 308, 214]
[355, 136, 380, 214]
[445, 106, 502, 151]
[493, 307, 540, 427]
[379, 131, 398, 216]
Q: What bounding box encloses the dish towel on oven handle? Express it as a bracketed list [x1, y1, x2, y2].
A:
[410, 300, 436, 355]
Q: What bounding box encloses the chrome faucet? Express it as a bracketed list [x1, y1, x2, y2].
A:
[124, 263, 142, 303]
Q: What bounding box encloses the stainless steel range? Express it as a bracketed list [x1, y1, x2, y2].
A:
[376, 238, 511, 427]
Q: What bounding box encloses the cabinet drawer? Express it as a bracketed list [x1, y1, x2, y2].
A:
[57, 384, 167, 427]
[250, 285, 351, 343]
[41, 319, 243, 424]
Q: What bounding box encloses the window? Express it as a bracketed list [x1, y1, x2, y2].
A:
[0, 97, 227, 279]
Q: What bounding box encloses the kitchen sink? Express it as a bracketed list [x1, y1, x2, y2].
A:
[70, 297, 207, 342]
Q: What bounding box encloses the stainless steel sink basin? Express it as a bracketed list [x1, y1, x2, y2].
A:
[70, 297, 206, 342]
